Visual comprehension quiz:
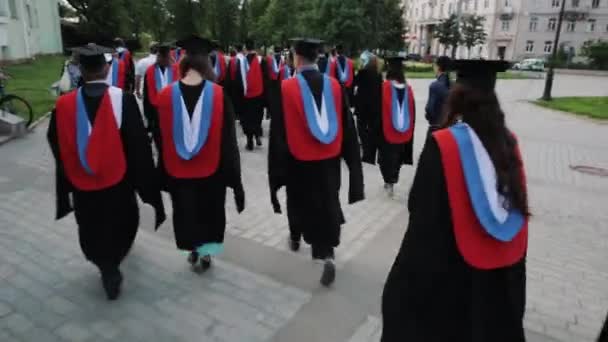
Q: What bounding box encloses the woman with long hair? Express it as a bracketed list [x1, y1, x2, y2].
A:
[154, 35, 245, 271]
[381, 60, 530, 341]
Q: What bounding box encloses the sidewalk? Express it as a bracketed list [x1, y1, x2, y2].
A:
[1, 74, 607, 341]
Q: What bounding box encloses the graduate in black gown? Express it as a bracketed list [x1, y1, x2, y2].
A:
[112, 38, 135, 92]
[381, 60, 530, 341]
[142, 44, 180, 137]
[210, 40, 228, 88]
[154, 35, 245, 271]
[47, 43, 166, 300]
[364, 55, 416, 197]
[334, 44, 355, 106]
[263, 46, 284, 119]
[233, 39, 267, 150]
[268, 38, 364, 287]
[353, 51, 382, 163]
[316, 44, 336, 79]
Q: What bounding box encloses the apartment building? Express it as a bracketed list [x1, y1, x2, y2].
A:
[0, 0, 63, 61]
[404, 0, 608, 60]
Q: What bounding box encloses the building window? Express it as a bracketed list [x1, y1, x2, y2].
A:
[592, 0, 600, 8]
[587, 19, 596, 32]
[566, 20, 576, 32]
[548, 18, 557, 31]
[474, 0, 478, 11]
[440, 4, 444, 16]
[525, 41, 535, 52]
[572, 0, 579, 7]
[465, 0, 469, 11]
[0, 0, 7, 17]
[484, 0, 490, 7]
[544, 41, 553, 53]
[8, 0, 17, 19]
[422, 4, 426, 18]
[529, 17, 538, 31]
[502, 20, 510, 31]
[505, 0, 511, 6]
[448, 3, 453, 14]
[552, 0, 561, 7]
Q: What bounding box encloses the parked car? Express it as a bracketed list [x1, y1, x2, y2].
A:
[406, 53, 422, 62]
[513, 58, 545, 72]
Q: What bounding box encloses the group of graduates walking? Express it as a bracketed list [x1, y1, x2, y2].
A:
[48, 31, 535, 341]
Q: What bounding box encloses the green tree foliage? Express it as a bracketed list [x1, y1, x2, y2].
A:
[238, 0, 251, 43]
[461, 14, 487, 58]
[206, 0, 240, 49]
[581, 39, 608, 70]
[378, 0, 406, 51]
[435, 14, 461, 57]
[64, 0, 129, 38]
[168, 0, 199, 39]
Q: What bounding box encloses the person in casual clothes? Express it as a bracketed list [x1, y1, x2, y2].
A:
[153, 35, 245, 271]
[47, 43, 166, 300]
[268, 38, 364, 287]
[425, 56, 451, 135]
[135, 43, 158, 99]
[381, 60, 529, 342]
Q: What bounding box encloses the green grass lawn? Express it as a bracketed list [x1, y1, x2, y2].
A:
[534, 97, 608, 120]
[3, 55, 65, 120]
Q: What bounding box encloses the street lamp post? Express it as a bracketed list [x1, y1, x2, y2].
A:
[542, 0, 567, 101]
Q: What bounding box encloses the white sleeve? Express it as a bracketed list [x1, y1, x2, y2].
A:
[135, 60, 146, 77]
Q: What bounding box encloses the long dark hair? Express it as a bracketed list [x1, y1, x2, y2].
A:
[443, 84, 530, 216]
[179, 54, 216, 81]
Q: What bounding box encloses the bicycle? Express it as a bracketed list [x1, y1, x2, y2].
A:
[0, 69, 33, 128]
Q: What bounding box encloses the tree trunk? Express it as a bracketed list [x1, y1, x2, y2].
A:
[468, 46, 471, 58]
[451, 45, 457, 59]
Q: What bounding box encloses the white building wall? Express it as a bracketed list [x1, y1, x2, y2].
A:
[404, 0, 608, 61]
[0, 0, 62, 61]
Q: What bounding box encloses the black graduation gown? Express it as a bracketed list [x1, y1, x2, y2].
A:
[317, 56, 332, 78]
[47, 83, 166, 271]
[268, 70, 364, 255]
[353, 68, 383, 162]
[210, 54, 228, 88]
[233, 53, 267, 137]
[264, 54, 283, 119]
[364, 83, 416, 184]
[155, 81, 244, 252]
[336, 55, 354, 105]
[381, 137, 526, 342]
[119, 51, 135, 92]
[142, 64, 165, 135]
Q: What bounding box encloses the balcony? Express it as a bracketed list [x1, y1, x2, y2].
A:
[563, 10, 589, 21]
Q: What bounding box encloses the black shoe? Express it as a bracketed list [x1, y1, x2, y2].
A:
[101, 270, 123, 301]
[289, 239, 300, 252]
[255, 136, 262, 147]
[246, 137, 254, 151]
[320, 259, 336, 287]
[188, 251, 199, 266]
[201, 255, 212, 271]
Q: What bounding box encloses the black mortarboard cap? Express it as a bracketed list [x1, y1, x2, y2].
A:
[175, 35, 213, 55]
[383, 51, 406, 67]
[449, 59, 511, 90]
[290, 38, 323, 58]
[210, 40, 221, 50]
[156, 42, 174, 55]
[70, 43, 115, 68]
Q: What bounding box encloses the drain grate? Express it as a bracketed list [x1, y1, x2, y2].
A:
[569, 165, 608, 178]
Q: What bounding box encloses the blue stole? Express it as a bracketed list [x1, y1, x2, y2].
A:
[295, 73, 338, 144]
[449, 123, 525, 242]
[171, 82, 215, 160]
[283, 65, 292, 79]
[336, 57, 350, 83]
[391, 83, 411, 132]
[111, 58, 119, 86]
[271, 55, 281, 74]
[154, 65, 173, 92]
[76, 87, 94, 174]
